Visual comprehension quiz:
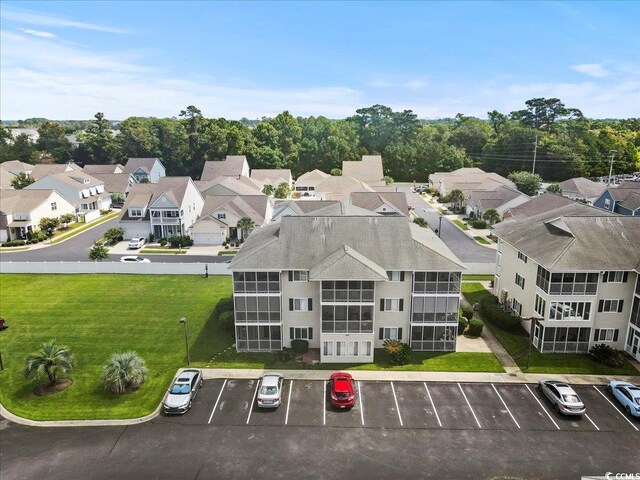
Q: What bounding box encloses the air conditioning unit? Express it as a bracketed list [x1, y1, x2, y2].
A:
[499, 289, 509, 304]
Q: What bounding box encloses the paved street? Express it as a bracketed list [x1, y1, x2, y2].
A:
[397, 185, 496, 264]
[2, 379, 638, 480]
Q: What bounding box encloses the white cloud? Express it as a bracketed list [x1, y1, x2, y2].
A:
[2, 6, 131, 34]
[19, 28, 57, 39]
[370, 78, 428, 89]
[571, 63, 610, 78]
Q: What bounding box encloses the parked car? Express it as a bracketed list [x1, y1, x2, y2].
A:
[163, 369, 203, 415]
[329, 372, 355, 408]
[256, 372, 284, 408]
[111, 201, 124, 209]
[538, 380, 586, 415]
[120, 256, 150, 263]
[607, 380, 640, 417]
[128, 237, 146, 249]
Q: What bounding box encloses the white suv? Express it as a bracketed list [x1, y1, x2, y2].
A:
[128, 237, 146, 249]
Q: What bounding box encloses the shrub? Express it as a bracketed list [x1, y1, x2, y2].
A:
[291, 339, 309, 354]
[589, 344, 625, 368]
[24, 340, 75, 385]
[168, 235, 194, 248]
[33, 230, 47, 242]
[467, 318, 484, 337]
[413, 216, 428, 228]
[222, 241, 227, 247]
[458, 317, 468, 335]
[461, 306, 474, 321]
[2, 240, 27, 247]
[218, 311, 235, 334]
[102, 351, 148, 394]
[276, 348, 294, 362]
[479, 296, 522, 331]
[160, 239, 168, 247]
[471, 220, 488, 229]
[383, 339, 413, 365]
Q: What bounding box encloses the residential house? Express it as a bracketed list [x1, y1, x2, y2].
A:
[349, 191, 409, 216]
[228, 214, 464, 362]
[466, 185, 530, 219]
[342, 155, 386, 187]
[313, 175, 375, 201]
[196, 176, 263, 197]
[82, 164, 125, 175]
[428, 168, 516, 197]
[593, 181, 640, 216]
[25, 171, 110, 222]
[30, 162, 82, 181]
[90, 173, 136, 198]
[558, 177, 606, 204]
[249, 169, 293, 191]
[118, 177, 204, 239]
[493, 208, 640, 361]
[293, 169, 329, 198]
[502, 193, 577, 221]
[0, 189, 75, 242]
[122, 158, 166, 183]
[200, 155, 250, 182]
[0, 161, 34, 189]
[190, 195, 272, 244]
[271, 200, 340, 222]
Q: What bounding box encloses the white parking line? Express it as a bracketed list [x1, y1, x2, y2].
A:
[584, 413, 600, 431]
[458, 383, 481, 428]
[246, 381, 259, 425]
[207, 379, 227, 424]
[423, 383, 442, 427]
[525, 384, 560, 430]
[285, 380, 293, 425]
[390, 382, 404, 427]
[593, 386, 639, 431]
[358, 381, 365, 426]
[323, 380, 327, 425]
[492, 384, 520, 429]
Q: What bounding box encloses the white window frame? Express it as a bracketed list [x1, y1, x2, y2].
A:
[387, 271, 401, 282]
[515, 273, 525, 289]
[383, 327, 400, 341]
[293, 298, 309, 312]
[323, 341, 333, 356]
[384, 298, 400, 312]
[601, 299, 623, 313]
[129, 208, 143, 217]
[597, 329, 616, 342]
[517, 251, 528, 263]
[361, 341, 372, 356]
[604, 271, 626, 283]
[51, 202, 57, 211]
[349, 341, 359, 356]
[512, 299, 522, 317]
[291, 271, 308, 282]
[549, 301, 591, 321]
[336, 341, 347, 357]
[535, 294, 546, 317]
[291, 327, 310, 340]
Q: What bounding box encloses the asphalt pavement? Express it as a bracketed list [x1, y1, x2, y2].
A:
[397, 185, 497, 264]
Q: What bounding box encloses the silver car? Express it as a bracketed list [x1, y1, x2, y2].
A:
[256, 372, 284, 408]
[163, 369, 202, 414]
[538, 380, 586, 416]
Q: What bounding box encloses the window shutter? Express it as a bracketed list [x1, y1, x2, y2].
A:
[400, 271, 405, 281]
[602, 272, 608, 283]
[379, 328, 384, 340]
[308, 298, 312, 311]
[290, 327, 294, 340]
[399, 299, 404, 311]
[598, 300, 604, 312]
[618, 300, 624, 312]
[288, 271, 293, 281]
[613, 330, 619, 342]
[594, 329, 600, 342]
[289, 298, 293, 311]
[623, 271, 628, 282]
[308, 328, 313, 340]
[398, 328, 403, 341]
[380, 299, 385, 311]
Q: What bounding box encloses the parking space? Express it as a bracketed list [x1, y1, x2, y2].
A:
[168, 379, 640, 438]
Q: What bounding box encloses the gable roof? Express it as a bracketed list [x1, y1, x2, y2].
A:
[196, 175, 263, 197]
[272, 200, 340, 219]
[295, 169, 330, 185]
[30, 162, 82, 180]
[468, 185, 529, 211]
[119, 177, 196, 221]
[309, 245, 389, 281]
[502, 193, 578, 220]
[200, 156, 249, 181]
[199, 195, 271, 225]
[0, 189, 60, 214]
[82, 164, 124, 175]
[88, 173, 133, 193]
[250, 169, 292, 186]
[122, 158, 163, 175]
[0, 160, 34, 175]
[558, 177, 607, 199]
[314, 175, 375, 200]
[342, 155, 385, 186]
[606, 180, 640, 205]
[349, 191, 409, 216]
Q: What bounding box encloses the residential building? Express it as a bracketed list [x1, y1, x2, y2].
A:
[122, 158, 166, 183]
[249, 169, 292, 190]
[503, 193, 576, 221]
[200, 155, 250, 182]
[190, 195, 272, 244]
[313, 175, 375, 201]
[196, 175, 263, 197]
[82, 164, 125, 175]
[293, 169, 329, 198]
[558, 177, 606, 204]
[0, 161, 34, 189]
[0, 189, 75, 242]
[30, 162, 82, 181]
[88, 172, 137, 197]
[593, 181, 640, 216]
[493, 209, 640, 361]
[428, 167, 516, 197]
[349, 191, 409, 216]
[228, 213, 464, 362]
[118, 177, 204, 239]
[342, 155, 386, 187]
[25, 171, 110, 222]
[466, 185, 530, 219]
[271, 200, 340, 222]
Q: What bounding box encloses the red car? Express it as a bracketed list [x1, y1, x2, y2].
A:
[330, 372, 355, 408]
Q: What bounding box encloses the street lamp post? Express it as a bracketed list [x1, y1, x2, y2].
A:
[180, 316, 190, 366]
[438, 215, 443, 238]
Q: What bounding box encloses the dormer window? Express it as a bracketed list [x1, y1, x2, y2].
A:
[217, 213, 226, 220]
[129, 208, 143, 217]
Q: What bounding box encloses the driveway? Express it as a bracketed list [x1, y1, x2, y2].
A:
[397, 185, 496, 264]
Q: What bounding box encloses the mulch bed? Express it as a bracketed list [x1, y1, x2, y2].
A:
[33, 379, 73, 396]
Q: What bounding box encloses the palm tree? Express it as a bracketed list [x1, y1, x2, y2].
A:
[447, 189, 466, 211]
[23, 340, 75, 385]
[237, 216, 256, 240]
[546, 183, 563, 195]
[102, 351, 148, 394]
[262, 184, 274, 196]
[482, 208, 501, 225]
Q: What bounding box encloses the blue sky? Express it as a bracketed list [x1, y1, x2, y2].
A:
[1, 1, 639, 119]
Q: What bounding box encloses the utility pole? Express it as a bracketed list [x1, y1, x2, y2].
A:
[531, 134, 538, 175]
[608, 150, 616, 185]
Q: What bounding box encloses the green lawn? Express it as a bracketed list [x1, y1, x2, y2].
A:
[0, 274, 233, 420]
[462, 274, 494, 282]
[473, 236, 491, 245]
[139, 248, 187, 254]
[218, 250, 239, 255]
[50, 211, 120, 244]
[204, 350, 504, 373]
[518, 352, 639, 376]
[452, 219, 469, 230]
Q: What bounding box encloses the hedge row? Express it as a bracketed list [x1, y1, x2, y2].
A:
[479, 296, 522, 331]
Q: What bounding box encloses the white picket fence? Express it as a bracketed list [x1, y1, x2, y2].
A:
[0, 261, 231, 275]
[463, 262, 496, 275]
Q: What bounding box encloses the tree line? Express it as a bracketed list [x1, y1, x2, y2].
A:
[1, 99, 638, 182]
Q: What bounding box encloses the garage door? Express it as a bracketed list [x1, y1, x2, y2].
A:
[122, 225, 150, 240]
[193, 232, 225, 245]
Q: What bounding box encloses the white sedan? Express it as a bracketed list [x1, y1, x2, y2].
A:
[120, 256, 150, 263]
[128, 237, 146, 249]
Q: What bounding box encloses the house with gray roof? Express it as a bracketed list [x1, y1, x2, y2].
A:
[493, 210, 640, 361]
[249, 169, 292, 190]
[428, 167, 516, 197]
[200, 155, 250, 182]
[30, 162, 82, 181]
[342, 155, 386, 187]
[593, 180, 640, 216]
[122, 158, 166, 183]
[558, 177, 606, 204]
[350, 191, 409, 217]
[229, 213, 464, 362]
[0, 161, 34, 190]
[313, 175, 375, 201]
[502, 193, 577, 221]
[293, 169, 329, 198]
[196, 175, 263, 197]
[466, 185, 530, 219]
[82, 164, 125, 175]
[271, 200, 340, 222]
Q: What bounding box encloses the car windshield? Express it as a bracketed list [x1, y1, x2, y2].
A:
[260, 386, 278, 395]
[170, 384, 190, 394]
[336, 391, 350, 398]
[562, 394, 580, 403]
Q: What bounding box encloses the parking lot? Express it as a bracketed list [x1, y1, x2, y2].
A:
[158, 379, 640, 433]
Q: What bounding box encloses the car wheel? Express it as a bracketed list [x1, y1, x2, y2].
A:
[537, 383, 542, 391]
[626, 405, 632, 416]
[188, 400, 192, 411]
[554, 403, 561, 414]
[605, 385, 612, 393]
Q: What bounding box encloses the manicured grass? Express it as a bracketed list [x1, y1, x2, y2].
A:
[473, 236, 491, 245]
[452, 219, 469, 230]
[0, 274, 233, 420]
[218, 251, 239, 255]
[204, 350, 504, 373]
[462, 274, 494, 282]
[49, 211, 120, 245]
[461, 282, 491, 305]
[0, 246, 29, 251]
[517, 352, 639, 376]
[139, 248, 187, 254]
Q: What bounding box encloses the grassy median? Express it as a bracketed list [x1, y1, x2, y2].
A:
[0, 274, 232, 420]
